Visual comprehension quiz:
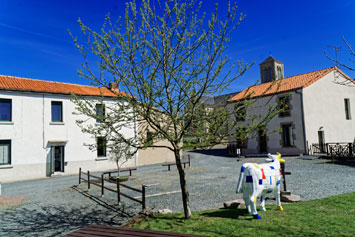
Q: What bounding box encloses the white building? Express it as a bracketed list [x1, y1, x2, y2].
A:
[0, 75, 175, 183]
[228, 57, 355, 156]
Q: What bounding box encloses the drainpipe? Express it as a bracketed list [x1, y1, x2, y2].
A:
[295, 88, 307, 154]
[42, 95, 46, 149]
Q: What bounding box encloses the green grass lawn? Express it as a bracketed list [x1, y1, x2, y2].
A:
[132, 192, 355, 236]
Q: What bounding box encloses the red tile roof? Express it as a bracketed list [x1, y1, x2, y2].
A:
[230, 66, 354, 101]
[0, 75, 119, 97]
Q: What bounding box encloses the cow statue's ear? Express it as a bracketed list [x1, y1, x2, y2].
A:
[276, 152, 285, 163]
[265, 158, 273, 162]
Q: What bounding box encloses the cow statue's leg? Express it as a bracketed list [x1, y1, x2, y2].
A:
[243, 190, 251, 214]
[259, 193, 266, 212]
[275, 179, 283, 211]
[249, 189, 262, 219]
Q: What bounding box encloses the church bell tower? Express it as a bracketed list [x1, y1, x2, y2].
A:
[259, 56, 284, 84]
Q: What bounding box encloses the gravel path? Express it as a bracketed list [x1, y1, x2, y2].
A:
[1, 150, 355, 236]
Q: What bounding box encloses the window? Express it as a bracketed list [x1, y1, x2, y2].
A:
[51, 101, 63, 122]
[0, 99, 12, 121]
[264, 68, 268, 82]
[277, 66, 282, 79]
[96, 104, 105, 123]
[282, 124, 293, 147]
[235, 104, 246, 121]
[97, 137, 107, 157]
[145, 131, 154, 146]
[0, 140, 11, 165]
[279, 96, 291, 117]
[344, 98, 351, 120]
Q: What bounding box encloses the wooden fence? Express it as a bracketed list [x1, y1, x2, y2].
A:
[311, 142, 353, 158]
[79, 168, 146, 210]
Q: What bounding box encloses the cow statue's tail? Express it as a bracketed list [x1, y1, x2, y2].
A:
[236, 165, 246, 193]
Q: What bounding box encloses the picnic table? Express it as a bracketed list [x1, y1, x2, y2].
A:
[102, 167, 137, 178]
[162, 155, 191, 171]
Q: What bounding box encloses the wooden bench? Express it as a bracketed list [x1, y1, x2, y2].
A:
[162, 155, 191, 171]
[65, 224, 207, 236]
[102, 167, 137, 179]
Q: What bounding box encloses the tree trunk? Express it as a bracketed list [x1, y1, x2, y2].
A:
[174, 149, 192, 219]
[116, 161, 120, 178]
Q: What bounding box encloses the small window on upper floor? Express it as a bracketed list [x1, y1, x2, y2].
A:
[96, 104, 105, 123]
[344, 98, 351, 120]
[51, 101, 63, 122]
[0, 99, 12, 122]
[0, 140, 11, 165]
[235, 104, 246, 122]
[279, 96, 291, 117]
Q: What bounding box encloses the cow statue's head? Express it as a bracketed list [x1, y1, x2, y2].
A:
[266, 152, 285, 163]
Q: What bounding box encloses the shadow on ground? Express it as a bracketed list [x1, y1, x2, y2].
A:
[0, 187, 138, 237]
[189, 148, 235, 158]
[201, 208, 251, 220]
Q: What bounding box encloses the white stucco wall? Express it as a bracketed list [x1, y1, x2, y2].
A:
[0, 91, 137, 183]
[228, 90, 306, 155]
[303, 71, 355, 146]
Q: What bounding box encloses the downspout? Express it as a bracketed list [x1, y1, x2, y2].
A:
[295, 88, 307, 154]
[42, 95, 46, 149]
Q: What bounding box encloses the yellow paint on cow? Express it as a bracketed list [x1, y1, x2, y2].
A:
[277, 206, 284, 211]
[253, 164, 260, 169]
[254, 196, 257, 203]
[275, 176, 277, 184]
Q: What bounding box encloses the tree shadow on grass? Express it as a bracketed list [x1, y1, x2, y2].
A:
[201, 208, 253, 220]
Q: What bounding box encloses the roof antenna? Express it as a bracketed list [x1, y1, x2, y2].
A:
[328, 45, 341, 67]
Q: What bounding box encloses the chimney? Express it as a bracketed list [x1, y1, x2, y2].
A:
[109, 82, 118, 90]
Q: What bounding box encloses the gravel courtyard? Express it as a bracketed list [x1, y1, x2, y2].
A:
[1, 150, 355, 236]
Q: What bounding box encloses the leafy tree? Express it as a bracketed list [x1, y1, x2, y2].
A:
[70, 0, 281, 219]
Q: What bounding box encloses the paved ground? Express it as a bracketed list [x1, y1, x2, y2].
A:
[1, 150, 355, 236]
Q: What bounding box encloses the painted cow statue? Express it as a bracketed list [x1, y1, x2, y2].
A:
[236, 152, 285, 219]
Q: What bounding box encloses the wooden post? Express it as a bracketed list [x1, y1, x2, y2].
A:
[117, 177, 120, 204]
[79, 168, 81, 185]
[348, 143, 352, 157]
[87, 170, 90, 191]
[188, 154, 191, 167]
[330, 146, 334, 163]
[142, 185, 146, 210]
[281, 163, 287, 192]
[101, 174, 104, 197]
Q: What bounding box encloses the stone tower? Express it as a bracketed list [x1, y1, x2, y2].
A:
[259, 56, 284, 83]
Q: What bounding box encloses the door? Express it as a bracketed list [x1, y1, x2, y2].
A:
[51, 146, 64, 173]
[258, 129, 267, 153]
[318, 131, 325, 153]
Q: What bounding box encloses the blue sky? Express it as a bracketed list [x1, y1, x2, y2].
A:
[0, 0, 354, 92]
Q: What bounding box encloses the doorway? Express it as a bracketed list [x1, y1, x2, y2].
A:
[51, 145, 65, 173]
[318, 130, 325, 153]
[258, 129, 267, 153]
